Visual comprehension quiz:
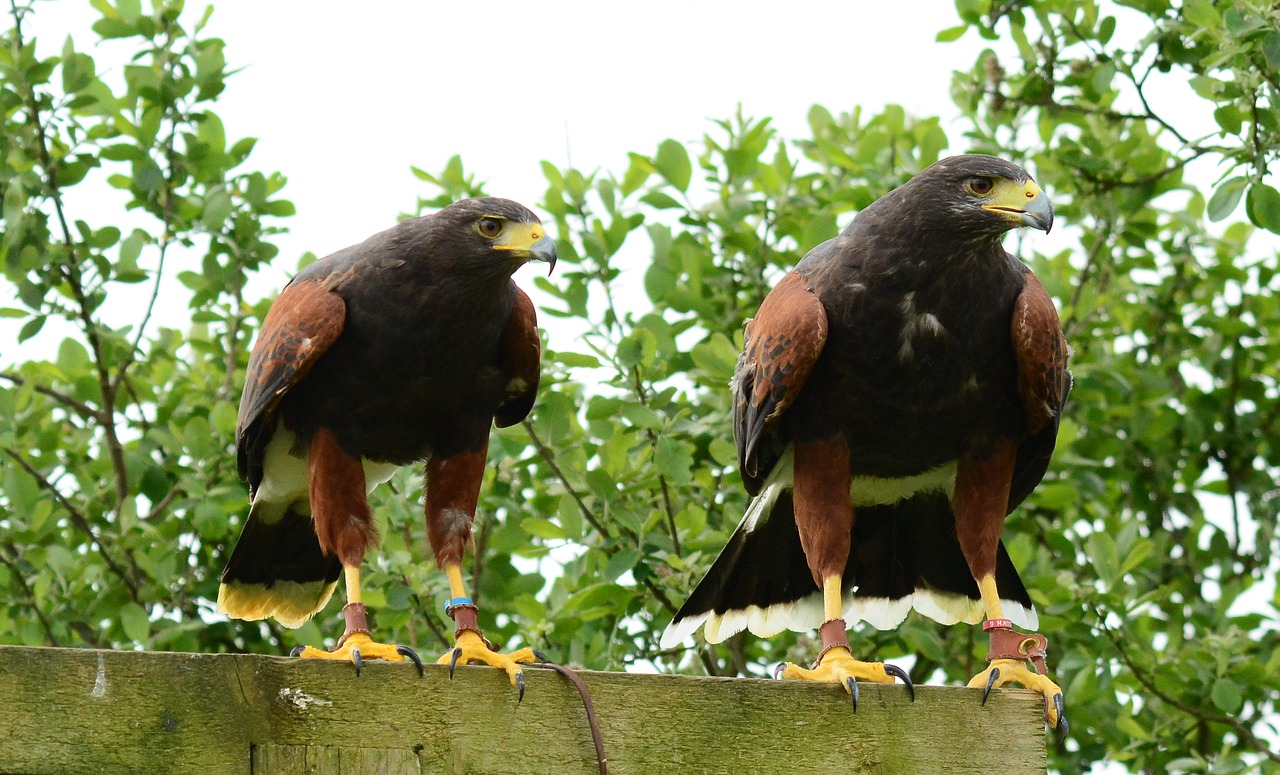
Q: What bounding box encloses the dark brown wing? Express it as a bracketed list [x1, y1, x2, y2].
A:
[494, 287, 541, 428]
[236, 278, 346, 485]
[1008, 267, 1070, 509]
[733, 271, 828, 494]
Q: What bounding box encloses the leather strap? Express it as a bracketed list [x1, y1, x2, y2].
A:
[986, 626, 1050, 675]
[812, 618, 850, 667]
[533, 660, 608, 775]
[446, 603, 495, 650]
[334, 602, 370, 649]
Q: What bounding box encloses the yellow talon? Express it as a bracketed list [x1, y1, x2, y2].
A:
[969, 657, 1066, 730]
[780, 646, 897, 686]
[294, 632, 412, 674]
[778, 645, 913, 710]
[437, 629, 537, 687]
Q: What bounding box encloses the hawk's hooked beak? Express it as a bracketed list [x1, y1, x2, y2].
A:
[983, 179, 1054, 234]
[495, 223, 558, 274]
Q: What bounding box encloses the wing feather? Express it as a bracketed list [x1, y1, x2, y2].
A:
[494, 287, 541, 428]
[236, 279, 346, 486]
[733, 271, 828, 494]
[1008, 267, 1070, 509]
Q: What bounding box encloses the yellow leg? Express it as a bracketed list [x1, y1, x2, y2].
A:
[435, 561, 537, 694]
[293, 564, 422, 674]
[977, 574, 1004, 621]
[777, 575, 912, 707]
[445, 563, 466, 599]
[967, 572, 1066, 731]
[823, 575, 842, 621]
[345, 565, 362, 604]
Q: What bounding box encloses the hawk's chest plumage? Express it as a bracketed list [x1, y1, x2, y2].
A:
[790, 248, 1026, 476]
[282, 253, 519, 464]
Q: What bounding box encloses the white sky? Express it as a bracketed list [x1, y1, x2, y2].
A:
[26, 0, 984, 277]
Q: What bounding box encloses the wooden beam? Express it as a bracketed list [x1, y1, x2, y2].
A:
[0, 645, 1047, 774]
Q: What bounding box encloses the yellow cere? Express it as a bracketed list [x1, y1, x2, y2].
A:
[982, 178, 1044, 217]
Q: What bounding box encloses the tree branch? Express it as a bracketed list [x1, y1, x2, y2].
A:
[0, 542, 60, 646]
[521, 418, 678, 614]
[2, 447, 141, 603]
[521, 418, 611, 540]
[0, 371, 98, 421]
[630, 365, 681, 555]
[1098, 614, 1280, 763]
[9, 0, 129, 508]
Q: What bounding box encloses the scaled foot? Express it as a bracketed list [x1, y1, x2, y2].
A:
[778, 644, 914, 710]
[290, 603, 424, 676]
[970, 627, 1067, 732]
[438, 629, 538, 699]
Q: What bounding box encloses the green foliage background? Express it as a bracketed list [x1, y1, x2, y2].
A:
[2, 1, 1279, 772]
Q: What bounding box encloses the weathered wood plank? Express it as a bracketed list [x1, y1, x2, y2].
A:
[0, 646, 1047, 774]
[253, 744, 421, 775]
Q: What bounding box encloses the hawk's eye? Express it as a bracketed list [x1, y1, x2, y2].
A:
[967, 176, 995, 195]
[477, 218, 503, 238]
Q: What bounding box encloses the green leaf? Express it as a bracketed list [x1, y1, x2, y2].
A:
[1246, 182, 1280, 233]
[1085, 531, 1119, 583]
[1098, 16, 1116, 45]
[954, 0, 983, 24]
[1209, 677, 1242, 714]
[1206, 176, 1247, 222]
[520, 517, 566, 541]
[691, 333, 740, 383]
[640, 191, 682, 210]
[655, 437, 695, 485]
[617, 329, 657, 369]
[1114, 713, 1150, 741]
[61, 51, 96, 93]
[201, 190, 234, 229]
[120, 603, 150, 643]
[1213, 105, 1242, 135]
[1181, 0, 1220, 28]
[17, 316, 46, 343]
[602, 549, 642, 582]
[56, 338, 90, 376]
[653, 139, 691, 193]
[552, 351, 601, 368]
[1264, 32, 1280, 71]
[935, 25, 967, 42]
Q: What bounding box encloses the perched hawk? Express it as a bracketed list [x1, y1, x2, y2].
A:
[218, 198, 555, 690]
[663, 156, 1070, 729]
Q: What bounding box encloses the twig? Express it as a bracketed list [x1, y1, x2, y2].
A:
[9, 0, 129, 508]
[2, 447, 141, 603]
[0, 372, 98, 421]
[630, 366, 681, 554]
[0, 543, 60, 646]
[1099, 613, 1280, 763]
[521, 419, 611, 539]
[113, 17, 182, 394]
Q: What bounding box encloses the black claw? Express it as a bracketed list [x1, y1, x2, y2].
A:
[352, 648, 363, 677]
[533, 649, 550, 663]
[449, 647, 462, 679]
[982, 667, 1001, 706]
[846, 676, 860, 712]
[1053, 694, 1069, 735]
[884, 664, 915, 702]
[773, 663, 787, 680]
[289, 645, 305, 658]
[397, 645, 425, 677]
[516, 671, 526, 704]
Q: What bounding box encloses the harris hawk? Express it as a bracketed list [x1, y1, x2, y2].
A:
[217, 197, 556, 689]
[662, 155, 1070, 729]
